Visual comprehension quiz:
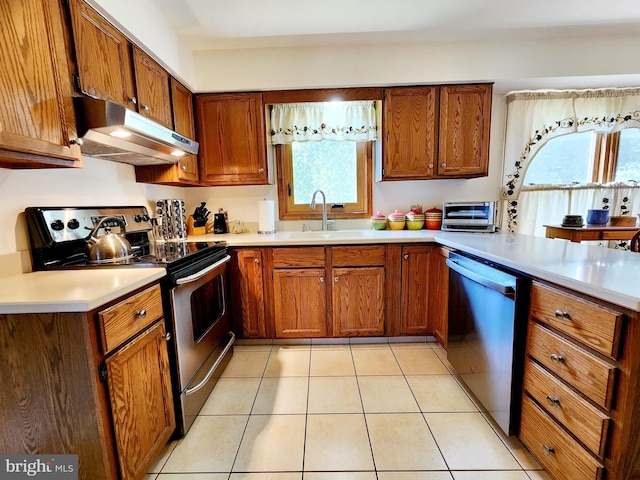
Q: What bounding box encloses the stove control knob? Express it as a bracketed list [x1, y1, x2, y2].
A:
[67, 219, 80, 230]
[133, 215, 142, 222]
[51, 219, 64, 231]
[141, 214, 150, 222]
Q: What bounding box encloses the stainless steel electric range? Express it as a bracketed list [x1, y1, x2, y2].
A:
[25, 205, 234, 436]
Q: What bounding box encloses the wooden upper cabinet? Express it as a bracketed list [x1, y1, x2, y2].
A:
[196, 92, 269, 186]
[0, 0, 82, 168]
[438, 84, 492, 177]
[68, 0, 136, 108]
[381, 83, 492, 180]
[132, 46, 172, 129]
[383, 86, 439, 179]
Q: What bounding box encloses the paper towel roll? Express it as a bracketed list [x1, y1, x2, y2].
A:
[258, 199, 276, 234]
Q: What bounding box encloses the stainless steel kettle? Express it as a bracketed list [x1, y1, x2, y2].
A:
[86, 216, 134, 263]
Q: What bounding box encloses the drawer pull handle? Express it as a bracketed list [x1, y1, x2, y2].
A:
[546, 395, 560, 406]
[554, 309, 571, 320]
[162, 332, 172, 341]
[543, 445, 555, 455]
[135, 309, 147, 318]
[550, 353, 565, 363]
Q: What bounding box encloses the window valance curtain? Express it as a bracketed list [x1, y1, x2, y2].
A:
[501, 87, 640, 231]
[270, 101, 377, 144]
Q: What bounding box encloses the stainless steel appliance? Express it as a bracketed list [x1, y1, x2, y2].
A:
[442, 201, 497, 232]
[24, 205, 233, 436]
[445, 252, 530, 435]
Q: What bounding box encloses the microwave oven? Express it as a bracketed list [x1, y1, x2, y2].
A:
[442, 201, 497, 232]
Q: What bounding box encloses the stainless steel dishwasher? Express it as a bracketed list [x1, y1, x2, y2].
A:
[445, 252, 530, 436]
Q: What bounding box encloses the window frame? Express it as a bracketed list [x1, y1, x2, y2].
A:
[275, 141, 373, 220]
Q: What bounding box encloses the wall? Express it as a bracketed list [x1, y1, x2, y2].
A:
[0, 157, 183, 257]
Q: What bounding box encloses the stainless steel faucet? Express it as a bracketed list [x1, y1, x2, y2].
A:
[310, 189, 334, 231]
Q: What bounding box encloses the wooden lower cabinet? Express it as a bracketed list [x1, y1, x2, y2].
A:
[429, 247, 449, 347]
[519, 280, 640, 480]
[273, 268, 327, 337]
[333, 266, 385, 336]
[0, 283, 174, 480]
[232, 248, 268, 338]
[399, 246, 432, 335]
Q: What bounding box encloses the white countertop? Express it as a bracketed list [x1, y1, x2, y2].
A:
[0, 268, 166, 314]
[200, 229, 640, 311]
[1, 229, 638, 314]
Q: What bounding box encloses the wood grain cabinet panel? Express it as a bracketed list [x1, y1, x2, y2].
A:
[196, 93, 269, 185]
[520, 395, 604, 480]
[333, 266, 385, 336]
[235, 249, 268, 338]
[105, 320, 175, 480]
[273, 268, 327, 337]
[132, 46, 172, 129]
[382, 86, 439, 179]
[399, 246, 432, 335]
[438, 84, 492, 177]
[527, 321, 616, 411]
[429, 247, 450, 348]
[0, 0, 82, 168]
[68, 0, 136, 107]
[530, 282, 622, 359]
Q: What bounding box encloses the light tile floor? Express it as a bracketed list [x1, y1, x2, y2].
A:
[147, 341, 551, 480]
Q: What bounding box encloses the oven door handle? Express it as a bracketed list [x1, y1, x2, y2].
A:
[185, 331, 236, 396]
[175, 255, 231, 285]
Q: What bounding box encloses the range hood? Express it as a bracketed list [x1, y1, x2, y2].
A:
[76, 97, 199, 166]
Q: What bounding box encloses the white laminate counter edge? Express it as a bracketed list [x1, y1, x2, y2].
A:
[200, 229, 640, 312]
[0, 268, 166, 315]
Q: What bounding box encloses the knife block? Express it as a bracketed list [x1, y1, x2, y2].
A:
[186, 215, 206, 236]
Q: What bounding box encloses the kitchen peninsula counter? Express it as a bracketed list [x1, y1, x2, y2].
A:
[0, 267, 166, 314]
[200, 229, 640, 312]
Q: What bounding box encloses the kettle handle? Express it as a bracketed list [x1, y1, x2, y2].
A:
[87, 216, 127, 240]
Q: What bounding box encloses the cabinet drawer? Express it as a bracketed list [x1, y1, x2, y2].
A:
[524, 359, 610, 458]
[530, 282, 622, 358]
[98, 284, 163, 354]
[520, 395, 604, 480]
[332, 246, 385, 267]
[527, 321, 616, 410]
[272, 247, 325, 267]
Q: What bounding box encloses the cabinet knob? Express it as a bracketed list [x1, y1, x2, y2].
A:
[554, 309, 571, 320]
[550, 353, 565, 363]
[543, 445, 555, 455]
[135, 309, 147, 318]
[441, 163, 447, 168]
[254, 258, 260, 264]
[259, 168, 265, 174]
[181, 164, 187, 171]
[69, 138, 83, 146]
[546, 395, 560, 406]
[128, 97, 137, 105]
[334, 277, 339, 282]
[319, 277, 324, 283]
[142, 104, 150, 112]
[162, 332, 172, 341]
[403, 254, 409, 260]
[428, 163, 434, 169]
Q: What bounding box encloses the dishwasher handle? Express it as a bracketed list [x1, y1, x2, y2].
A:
[445, 258, 515, 298]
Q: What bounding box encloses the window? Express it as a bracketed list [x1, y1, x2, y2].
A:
[524, 128, 640, 185]
[276, 141, 372, 219]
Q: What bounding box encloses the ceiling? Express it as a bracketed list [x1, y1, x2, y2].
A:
[150, 0, 640, 51]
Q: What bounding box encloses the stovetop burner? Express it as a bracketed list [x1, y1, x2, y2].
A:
[25, 206, 228, 277]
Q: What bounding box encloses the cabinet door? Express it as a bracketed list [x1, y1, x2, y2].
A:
[438, 84, 492, 177]
[382, 87, 439, 179]
[429, 247, 449, 348]
[196, 93, 269, 185]
[132, 46, 172, 129]
[333, 267, 385, 336]
[105, 321, 175, 480]
[273, 268, 327, 337]
[68, 0, 136, 108]
[236, 249, 267, 338]
[400, 246, 432, 335]
[0, 0, 81, 168]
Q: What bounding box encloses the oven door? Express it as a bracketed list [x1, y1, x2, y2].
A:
[169, 254, 234, 434]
